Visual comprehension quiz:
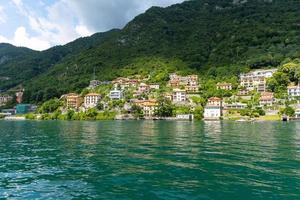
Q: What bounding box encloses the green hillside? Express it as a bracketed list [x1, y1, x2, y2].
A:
[0, 29, 119, 91]
[2, 0, 300, 102]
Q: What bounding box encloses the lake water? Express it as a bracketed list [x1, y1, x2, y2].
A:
[0, 120, 299, 199]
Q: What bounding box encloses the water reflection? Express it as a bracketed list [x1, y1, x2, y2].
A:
[0, 120, 300, 199]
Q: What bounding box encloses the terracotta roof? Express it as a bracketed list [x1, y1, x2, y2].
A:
[85, 93, 101, 96]
[217, 83, 232, 86]
[208, 97, 222, 101]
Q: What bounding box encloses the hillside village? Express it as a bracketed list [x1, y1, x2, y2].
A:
[1, 66, 300, 121]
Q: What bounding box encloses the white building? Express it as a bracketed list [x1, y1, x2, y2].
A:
[89, 80, 101, 89]
[149, 84, 160, 90]
[224, 103, 247, 110]
[240, 69, 277, 92]
[0, 95, 13, 106]
[110, 88, 123, 100]
[204, 97, 223, 120]
[84, 93, 101, 108]
[176, 114, 194, 121]
[172, 89, 187, 102]
[288, 85, 300, 99]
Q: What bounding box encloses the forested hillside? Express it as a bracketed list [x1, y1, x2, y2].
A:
[2, 0, 300, 102]
[0, 29, 119, 91]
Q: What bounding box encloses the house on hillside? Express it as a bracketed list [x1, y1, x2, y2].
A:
[84, 93, 101, 108]
[217, 83, 232, 90]
[240, 69, 277, 92]
[259, 92, 275, 106]
[287, 84, 300, 99]
[0, 95, 13, 106]
[172, 89, 187, 103]
[110, 88, 123, 100]
[66, 93, 83, 109]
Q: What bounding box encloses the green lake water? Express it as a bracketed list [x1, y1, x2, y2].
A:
[0, 120, 299, 199]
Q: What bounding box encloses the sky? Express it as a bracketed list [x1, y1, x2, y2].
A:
[0, 0, 184, 51]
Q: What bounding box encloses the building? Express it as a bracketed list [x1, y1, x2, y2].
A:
[112, 77, 139, 89]
[66, 93, 83, 109]
[89, 80, 101, 89]
[16, 90, 24, 104]
[260, 92, 274, 106]
[84, 93, 101, 108]
[204, 97, 223, 120]
[176, 114, 194, 121]
[240, 69, 277, 92]
[169, 73, 199, 92]
[288, 84, 300, 99]
[185, 85, 199, 93]
[133, 99, 158, 117]
[149, 84, 160, 90]
[217, 83, 232, 90]
[224, 103, 247, 110]
[0, 95, 13, 106]
[237, 89, 250, 96]
[15, 104, 37, 114]
[138, 83, 150, 93]
[110, 88, 123, 100]
[207, 97, 222, 106]
[172, 89, 187, 102]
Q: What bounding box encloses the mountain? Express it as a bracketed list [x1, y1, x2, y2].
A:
[2, 0, 300, 102]
[0, 29, 120, 92]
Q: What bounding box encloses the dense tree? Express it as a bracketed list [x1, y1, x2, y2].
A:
[154, 99, 175, 117]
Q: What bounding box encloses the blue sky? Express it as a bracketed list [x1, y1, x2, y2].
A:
[0, 0, 184, 51]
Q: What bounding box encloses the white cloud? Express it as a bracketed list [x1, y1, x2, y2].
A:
[13, 26, 51, 50]
[0, 27, 51, 50]
[2, 0, 185, 50]
[65, 0, 184, 32]
[75, 25, 93, 37]
[0, 6, 6, 24]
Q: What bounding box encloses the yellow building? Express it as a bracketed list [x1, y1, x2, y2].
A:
[66, 93, 83, 109]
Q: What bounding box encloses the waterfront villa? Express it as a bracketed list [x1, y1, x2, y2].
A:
[66, 93, 83, 109]
[133, 99, 158, 117]
[240, 69, 277, 92]
[204, 97, 223, 120]
[259, 92, 275, 106]
[176, 114, 194, 120]
[84, 93, 101, 108]
[172, 89, 187, 103]
[217, 83, 232, 90]
[287, 84, 300, 99]
[109, 88, 123, 100]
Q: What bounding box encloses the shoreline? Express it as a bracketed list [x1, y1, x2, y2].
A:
[1, 114, 289, 122]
